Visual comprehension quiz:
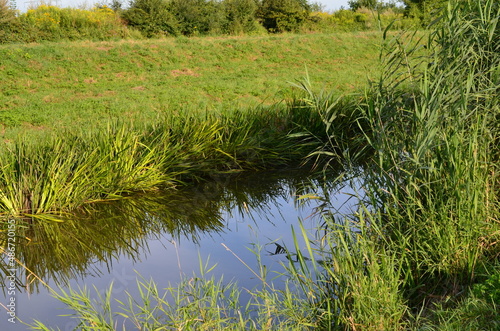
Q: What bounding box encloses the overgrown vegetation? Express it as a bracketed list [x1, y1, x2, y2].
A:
[293, 0, 500, 328]
[0, 4, 131, 43]
[0, 0, 422, 43]
[0, 105, 323, 218]
[22, 0, 499, 329]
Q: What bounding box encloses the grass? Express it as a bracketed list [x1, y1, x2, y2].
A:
[0, 104, 326, 217]
[415, 263, 500, 330]
[27, 257, 325, 330]
[0, 31, 385, 217]
[300, 0, 500, 328]
[0, 32, 382, 138]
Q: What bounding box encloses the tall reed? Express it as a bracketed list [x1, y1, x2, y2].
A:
[291, 0, 499, 328]
[363, 0, 499, 293]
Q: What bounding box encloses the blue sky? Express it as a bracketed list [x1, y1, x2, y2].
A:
[15, 0, 351, 13]
[320, 0, 351, 11]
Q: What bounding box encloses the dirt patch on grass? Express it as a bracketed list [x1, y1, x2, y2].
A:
[97, 90, 117, 97]
[27, 60, 43, 70]
[71, 90, 117, 100]
[170, 68, 200, 77]
[95, 45, 113, 51]
[84, 78, 97, 84]
[21, 122, 47, 131]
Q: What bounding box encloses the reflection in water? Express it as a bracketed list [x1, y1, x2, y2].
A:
[0, 168, 344, 295]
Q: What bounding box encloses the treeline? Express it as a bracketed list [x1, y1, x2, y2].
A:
[1, 0, 431, 43]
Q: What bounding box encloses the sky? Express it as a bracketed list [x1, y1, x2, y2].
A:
[14, 0, 351, 14]
[318, 0, 351, 11]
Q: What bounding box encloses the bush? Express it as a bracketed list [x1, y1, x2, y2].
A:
[402, 0, 448, 25]
[168, 0, 225, 36]
[256, 0, 309, 33]
[222, 0, 259, 34]
[121, 0, 179, 37]
[302, 7, 418, 33]
[0, 0, 15, 25]
[10, 5, 130, 42]
[0, 0, 20, 42]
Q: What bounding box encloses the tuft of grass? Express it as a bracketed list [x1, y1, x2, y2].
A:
[28, 250, 325, 330]
[0, 104, 325, 217]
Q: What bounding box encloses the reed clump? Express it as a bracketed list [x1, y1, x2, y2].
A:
[0, 105, 319, 219]
[299, 0, 500, 328]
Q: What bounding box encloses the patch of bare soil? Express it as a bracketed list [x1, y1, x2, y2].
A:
[170, 68, 200, 77]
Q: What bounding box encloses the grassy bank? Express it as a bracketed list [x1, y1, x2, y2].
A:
[0, 103, 328, 218]
[0, 32, 382, 138]
[0, 31, 382, 218]
[24, 0, 499, 329]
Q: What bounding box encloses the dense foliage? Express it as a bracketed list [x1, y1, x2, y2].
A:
[256, 0, 309, 32]
[0, 4, 131, 42]
[0, 0, 420, 43]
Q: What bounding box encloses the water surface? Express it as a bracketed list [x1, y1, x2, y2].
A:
[0, 169, 358, 330]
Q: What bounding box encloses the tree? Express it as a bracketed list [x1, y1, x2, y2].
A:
[109, 0, 123, 12]
[400, 0, 448, 24]
[122, 0, 179, 37]
[223, 0, 258, 34]
[348, 0, 403, 11]
[256, 0, 310, 33]
[348, 0, 379, 10]
[169, 0, 224, 35]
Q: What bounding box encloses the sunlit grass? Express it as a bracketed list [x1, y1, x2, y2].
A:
[0, 32, 382, 138]
[0, 104, 326, 217]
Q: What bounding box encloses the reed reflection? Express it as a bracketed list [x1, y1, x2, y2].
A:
[0, 168, 341, 293]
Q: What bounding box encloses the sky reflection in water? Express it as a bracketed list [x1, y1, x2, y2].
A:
[0, 169, 359, 330]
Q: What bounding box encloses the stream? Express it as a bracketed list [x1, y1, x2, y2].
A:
[0, 168, 359, 330]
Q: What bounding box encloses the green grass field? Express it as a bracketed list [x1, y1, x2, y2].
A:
[0, 32, 382, 138]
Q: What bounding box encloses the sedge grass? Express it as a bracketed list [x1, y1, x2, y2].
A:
[0, 104, 323, 218]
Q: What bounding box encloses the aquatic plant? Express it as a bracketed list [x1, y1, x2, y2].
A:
[0, 105, 321, 218]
